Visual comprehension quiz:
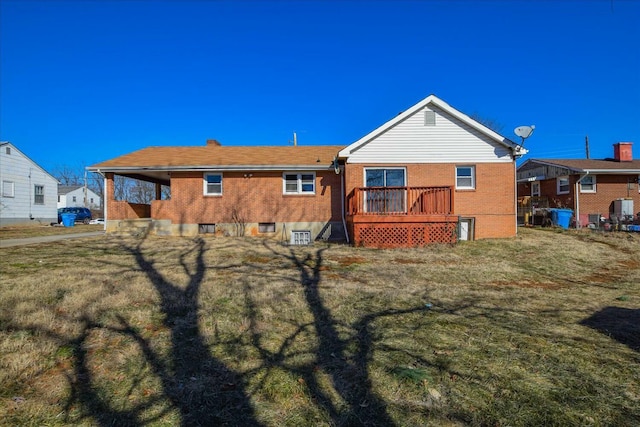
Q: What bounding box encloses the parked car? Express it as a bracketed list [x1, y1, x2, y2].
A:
[57, 207, 92, 224]
[89, 218, 105, 225]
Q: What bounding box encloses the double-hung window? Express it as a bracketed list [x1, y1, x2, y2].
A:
[203, 173, 222, 195]
[2, 180, 14, 197]
[580, 176, 596, 193]
[34, 185, 44, 204]
[455, 166, 475, 190]
[557, 176, 570, 195]
[283, 173, 315, 195]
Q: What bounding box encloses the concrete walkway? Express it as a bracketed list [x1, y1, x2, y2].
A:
[0, 231, 105, 248]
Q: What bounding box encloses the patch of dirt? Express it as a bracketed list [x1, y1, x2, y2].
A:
[490, 280, 565, 290]
[393, 258, 422, 265]
[329, 256, 367, 267]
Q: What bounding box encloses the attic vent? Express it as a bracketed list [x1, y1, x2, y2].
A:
[290, 230, 311, 245]
[424, 110, 436, 126]
[5, 147, 10, 155]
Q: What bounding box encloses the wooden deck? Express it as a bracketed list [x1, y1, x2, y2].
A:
[346, 186, 458, 248]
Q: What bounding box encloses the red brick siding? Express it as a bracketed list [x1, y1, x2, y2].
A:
[529, 174, 640, 219]
[578, 175, 639, 218]
[150, 171, 341, 224]
[345, 163, 516, 239]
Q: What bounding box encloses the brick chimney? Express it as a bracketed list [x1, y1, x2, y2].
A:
[206, 139, 222, 147]
[613, 142, 632, 162]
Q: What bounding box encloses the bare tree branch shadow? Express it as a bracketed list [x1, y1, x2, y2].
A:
[254, 241, 430, 426]
[580, 306, 640, 352]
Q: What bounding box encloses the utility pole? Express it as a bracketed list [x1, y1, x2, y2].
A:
[585, 135, 590, 159]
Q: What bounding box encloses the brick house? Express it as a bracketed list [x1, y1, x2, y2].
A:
[88, 95, 525, 246]
[338, 95, 525, 246]
[517, 142, 640, 227]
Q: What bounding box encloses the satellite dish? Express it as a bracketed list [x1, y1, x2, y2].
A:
[514, 125, 535, 140]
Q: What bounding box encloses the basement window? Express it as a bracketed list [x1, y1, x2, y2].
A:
[290, 230, 311, 245]
[259, 222, 276, 233]
[198, 224, 216, 234]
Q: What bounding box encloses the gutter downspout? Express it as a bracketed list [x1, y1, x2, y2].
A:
[575, 172, 590, 229]
[341, 166, 349, 243]
[95, 169, 107, 231]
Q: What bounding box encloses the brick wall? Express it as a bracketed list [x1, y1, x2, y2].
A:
[345, 163, 517, 239]
[149, 171, 342, 225]
[531, 174, 639, 219]
[574, 175, 639, 218]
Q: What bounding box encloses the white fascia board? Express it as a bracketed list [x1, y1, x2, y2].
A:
[338, 94, 519, 158]
[582, 169, 640, 174]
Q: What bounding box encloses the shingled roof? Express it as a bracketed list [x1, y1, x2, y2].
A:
[524, 158, 640, 173]
[89, 144, 344, 171]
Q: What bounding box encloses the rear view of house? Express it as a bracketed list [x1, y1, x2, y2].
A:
[0, 142, 58, 226]
[517, 142, 640, 227]
[89, 94, 524, 247]
[339, 95, 525, 247]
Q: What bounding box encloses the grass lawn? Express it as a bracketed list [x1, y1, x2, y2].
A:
[0, 224, 104, 239]
[0, 228, 638, 426]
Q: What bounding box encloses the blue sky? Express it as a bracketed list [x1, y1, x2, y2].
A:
[1, 0, 639, 174]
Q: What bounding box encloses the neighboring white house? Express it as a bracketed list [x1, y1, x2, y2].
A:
[0, 141, 59, 226]
[58, 185, 102, 209]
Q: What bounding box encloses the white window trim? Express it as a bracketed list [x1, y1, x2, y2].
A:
[363, 167, 406, 187]
[34, 184, 45, 205]
[455, 165, 476, 190]
[579, 175, 596, 193]
[203, 173, 223, 196]
[283, 172, 316, 195]
[557, 176, 570, 195]
[2, 180, 14, 198]
[531, 181, 540, 197]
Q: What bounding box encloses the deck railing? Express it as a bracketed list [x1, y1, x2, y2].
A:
[346, 186, 453, 216]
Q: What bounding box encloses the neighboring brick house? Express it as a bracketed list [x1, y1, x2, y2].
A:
[88, 95, 526, 246]
[517, 142, 640, 227]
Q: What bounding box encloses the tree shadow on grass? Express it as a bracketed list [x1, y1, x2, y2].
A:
[47, 237, 263, 426]
[580, 306, 640, 352]
[253, 242, 429, 426]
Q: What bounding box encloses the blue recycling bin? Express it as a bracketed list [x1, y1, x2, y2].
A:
[549, 208, 572, 229]
[61, 213, 76, 227]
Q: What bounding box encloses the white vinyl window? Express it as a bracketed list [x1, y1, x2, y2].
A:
[283, 172, 315, 194]
[456, 166, 475, 189]
[557, 176, 570, 195]
[531, 181, 540, 197]
[34, 185, 45, 204]
[2, 180, 14, 197]
[203, 173, 222, 195]
[580, 176, 596, 193]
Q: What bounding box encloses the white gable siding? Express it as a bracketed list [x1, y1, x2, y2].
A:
[0, 143, 58, 226]
[346, 106, 513, 164]
[58, 187, 102, 209]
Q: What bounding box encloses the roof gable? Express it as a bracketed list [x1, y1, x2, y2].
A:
[338, 95, 524, 161]
[0, 142, 59, 182]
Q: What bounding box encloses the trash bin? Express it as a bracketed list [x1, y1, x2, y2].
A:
[549, 208, 572, 229]
[61, 213, 77, 227]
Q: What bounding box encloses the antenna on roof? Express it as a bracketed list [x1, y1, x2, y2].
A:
[514, 125, 535, 147]
[288, 132, 298, 146]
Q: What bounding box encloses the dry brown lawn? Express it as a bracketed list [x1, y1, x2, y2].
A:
[0, 228, 639, 426]
[0, 224, 103, 239]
